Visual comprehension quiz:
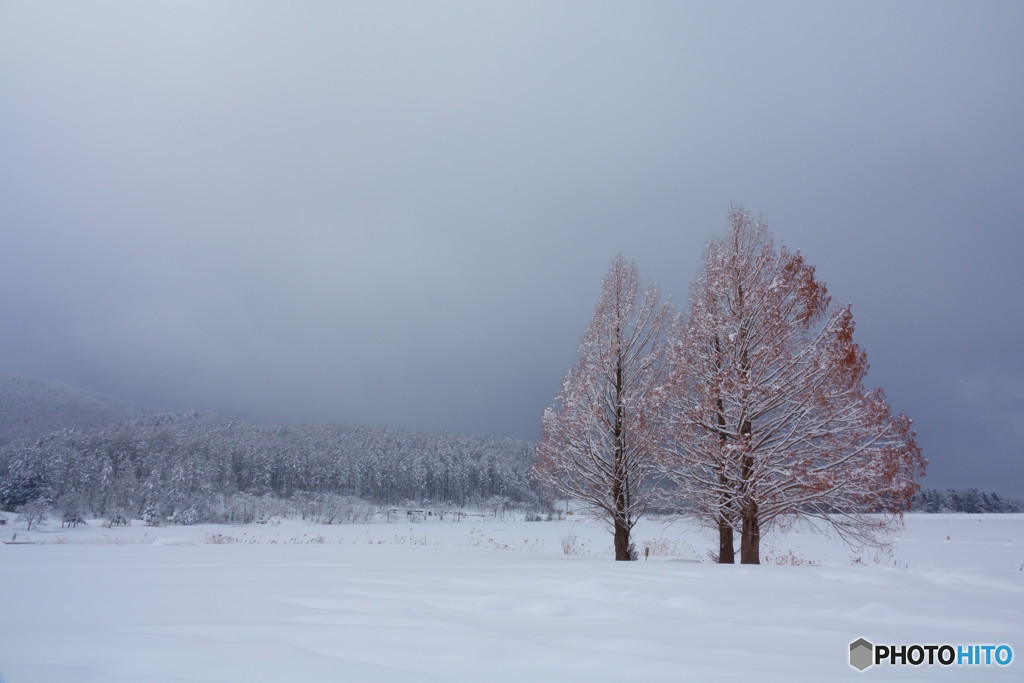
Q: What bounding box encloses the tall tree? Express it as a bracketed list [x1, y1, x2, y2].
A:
[658, 207, 925, 563]
[534, 255, 673, 560]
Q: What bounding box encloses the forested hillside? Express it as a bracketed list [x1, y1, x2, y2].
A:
[0, 410, 537, 523]
[0, 374, 156, 445]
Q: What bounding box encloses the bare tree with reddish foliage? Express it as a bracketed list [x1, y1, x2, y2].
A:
[534, 255, 674, 560]
[658, 207, 925, 564]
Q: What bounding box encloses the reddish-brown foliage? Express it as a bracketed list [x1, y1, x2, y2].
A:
[534, 255, 674, 560]
[657, 207, 925, 563]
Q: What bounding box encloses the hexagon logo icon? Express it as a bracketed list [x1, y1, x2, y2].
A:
[850, 638, 874, 671]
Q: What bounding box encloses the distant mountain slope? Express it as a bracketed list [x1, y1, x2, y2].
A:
[0, 374, 157, 445]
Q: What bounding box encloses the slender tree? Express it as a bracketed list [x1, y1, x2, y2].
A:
[534, 255, 674, 560]
[659, 207, 925, 563]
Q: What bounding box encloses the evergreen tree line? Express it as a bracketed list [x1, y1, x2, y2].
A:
[910, 487, 1023, 514]
[0, 411, 537, 524]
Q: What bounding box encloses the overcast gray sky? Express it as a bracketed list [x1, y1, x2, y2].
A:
[2, 1, 1022, 495]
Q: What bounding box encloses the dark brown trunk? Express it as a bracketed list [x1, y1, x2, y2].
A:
[740, 504, 760, 564]
[738, 420, 759, 564]
[613, 516, 632, 561]
[711, 355, 735, 564]
[611, 342, 633, 561]
[717, 515, 735, 563]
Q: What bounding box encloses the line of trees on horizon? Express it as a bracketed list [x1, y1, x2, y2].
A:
[911, 487, 1023, 514]
[0, 412, 537, 526]
[0, 411, 1014, 540]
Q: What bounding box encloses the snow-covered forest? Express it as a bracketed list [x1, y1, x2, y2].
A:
[911, 487, 1023, 513]
[0, 410, 536, 524]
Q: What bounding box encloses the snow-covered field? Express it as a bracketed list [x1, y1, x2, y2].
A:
[1, 513, 1021, 682]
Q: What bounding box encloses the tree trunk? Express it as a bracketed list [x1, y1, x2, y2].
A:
[740, 503, 760, 564]
[717, 469, 735, 563]
[738, 429, 759, 564]
[718, 516, 735, 563]
[611, 350, 634, 562]
[610, 454, 633, 561]
[712, 380, 734, 564]
[613, 516, 633, 561]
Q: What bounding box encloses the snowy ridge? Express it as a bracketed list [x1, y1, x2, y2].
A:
[0, 374, 156, 445]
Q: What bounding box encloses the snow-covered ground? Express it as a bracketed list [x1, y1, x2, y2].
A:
[1, 513, 1021, 681]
